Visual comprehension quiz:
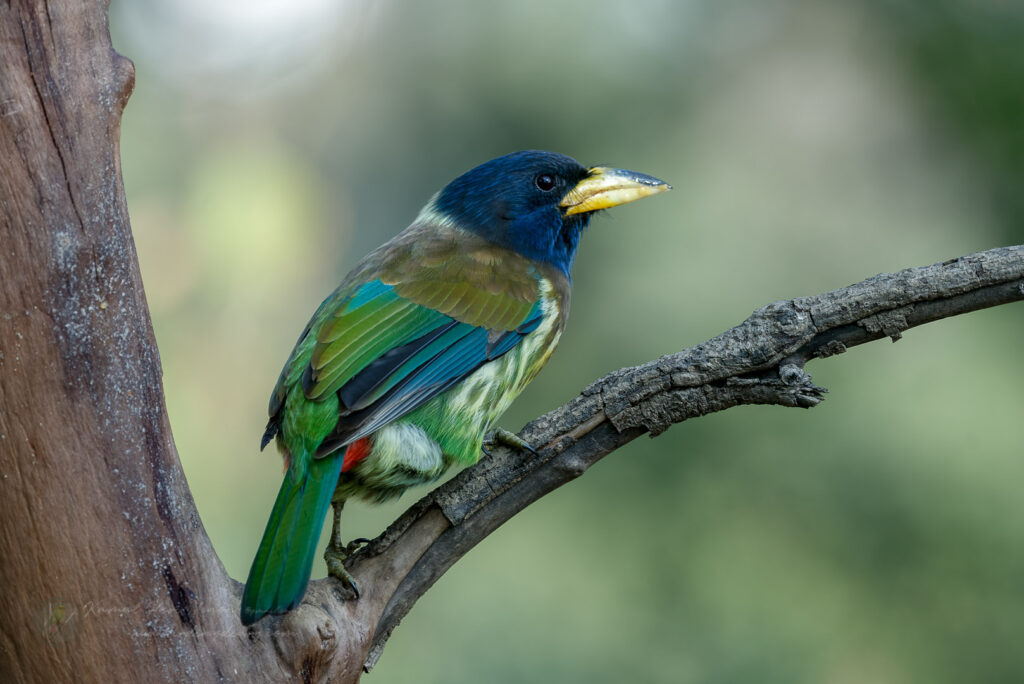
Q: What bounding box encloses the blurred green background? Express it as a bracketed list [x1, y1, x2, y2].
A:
[112, 1, 1024, 681]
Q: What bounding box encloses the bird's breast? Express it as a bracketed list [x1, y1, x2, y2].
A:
[438, 276, 565, 460]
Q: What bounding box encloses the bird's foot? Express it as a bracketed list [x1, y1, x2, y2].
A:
[324, 540, 361, 600]
[482, 428, 538, 457]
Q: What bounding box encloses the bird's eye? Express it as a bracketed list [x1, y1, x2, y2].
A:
[535, 174, 556, 191]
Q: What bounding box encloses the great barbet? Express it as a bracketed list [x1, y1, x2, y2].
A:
[240, 150, 669, 625]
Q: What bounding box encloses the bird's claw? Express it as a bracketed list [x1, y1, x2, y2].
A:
[483, 428, 538, 456]
[324, 541, 360, 600]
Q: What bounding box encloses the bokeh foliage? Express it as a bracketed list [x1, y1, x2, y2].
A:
[113, 1, 1023, 681]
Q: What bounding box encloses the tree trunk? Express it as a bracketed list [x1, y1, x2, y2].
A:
[0, 1, 246, 681]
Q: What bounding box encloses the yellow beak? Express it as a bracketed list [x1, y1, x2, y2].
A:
[559, 166, 671, 216]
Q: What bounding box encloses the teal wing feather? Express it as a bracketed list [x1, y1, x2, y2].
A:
[308, 279, 543, 457]
[261, 228, 554, 456]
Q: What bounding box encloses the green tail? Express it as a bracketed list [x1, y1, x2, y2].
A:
[240, 454, 343, 625]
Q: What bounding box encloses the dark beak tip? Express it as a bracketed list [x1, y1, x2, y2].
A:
[631, 171, 670, 189]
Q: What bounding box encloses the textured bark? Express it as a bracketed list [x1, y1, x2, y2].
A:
[1, 1, 1023, 682]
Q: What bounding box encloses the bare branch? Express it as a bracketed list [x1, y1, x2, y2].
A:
[355, 244, 1024, 670]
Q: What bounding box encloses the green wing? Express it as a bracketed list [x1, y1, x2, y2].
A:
[262, 229, 549, 456]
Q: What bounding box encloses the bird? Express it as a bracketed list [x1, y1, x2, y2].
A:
[240, 150, 669, 625]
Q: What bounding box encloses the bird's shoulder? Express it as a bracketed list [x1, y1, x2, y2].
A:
[356, 220, 569, 330]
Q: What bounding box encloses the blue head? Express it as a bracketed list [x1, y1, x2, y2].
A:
[434, 150, 670, 277]
[435, 151, 592, 276]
